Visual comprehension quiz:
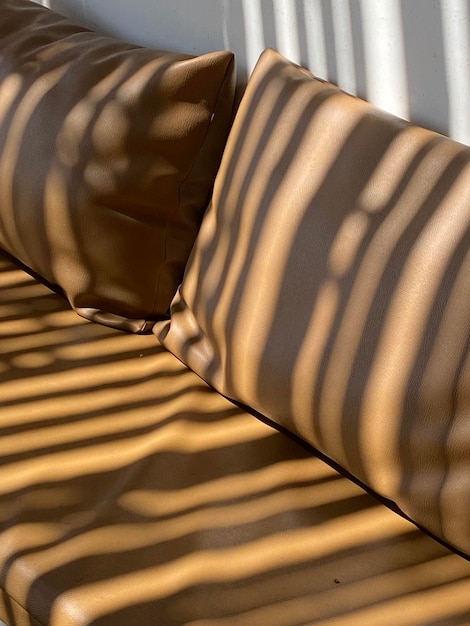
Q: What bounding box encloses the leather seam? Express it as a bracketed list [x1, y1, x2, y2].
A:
[152, 53, 235, 319]
[0, 584, 45, 626]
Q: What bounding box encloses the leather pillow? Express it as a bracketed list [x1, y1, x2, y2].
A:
[156, 49, 470, 556]
[0, 0, 235, 332]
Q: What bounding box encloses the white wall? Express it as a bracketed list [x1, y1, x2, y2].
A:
[35, 0, 470, 145]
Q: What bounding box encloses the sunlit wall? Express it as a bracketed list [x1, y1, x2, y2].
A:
[34, 0, 470, 145]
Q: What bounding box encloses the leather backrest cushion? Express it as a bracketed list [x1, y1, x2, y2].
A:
[0, 0, 235, 332]
[156, 48, 470, 556]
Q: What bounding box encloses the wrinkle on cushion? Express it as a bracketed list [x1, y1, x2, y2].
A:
[156, 48, 470, 557]
[0, 0, 235, 332]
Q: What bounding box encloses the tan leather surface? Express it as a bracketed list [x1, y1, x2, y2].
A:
[157, 49, 470, 557]
[0, 590, 41, 626]
[0, 0, 235, 332]
[1, 253, 470, 625]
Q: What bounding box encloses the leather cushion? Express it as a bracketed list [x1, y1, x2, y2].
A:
[2, 249, 470, 626]
[156, 48, 470, 556]
[0, 0, 235, 332]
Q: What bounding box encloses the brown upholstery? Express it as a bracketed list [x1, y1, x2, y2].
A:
[1, 249, 470, 625]
[0, 0, 235, 332]
[157, 49, 470, 557]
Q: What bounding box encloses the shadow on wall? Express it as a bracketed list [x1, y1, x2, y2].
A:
[207, 0, 469, 143]
[47, 0, 470, 145]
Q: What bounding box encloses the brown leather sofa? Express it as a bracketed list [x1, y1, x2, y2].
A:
[1, 2, 469, 626]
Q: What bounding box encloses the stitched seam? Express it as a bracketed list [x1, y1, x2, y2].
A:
[0, 583, 45, 626]
[152, 54, 234, 318]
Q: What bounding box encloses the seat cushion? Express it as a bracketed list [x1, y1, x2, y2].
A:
[1, 250, 470, 625]
[156, 48, 470, 557]
[0, 0, 235, 332]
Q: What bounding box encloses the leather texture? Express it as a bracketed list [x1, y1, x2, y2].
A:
[1, 249, 470, 625]
[0, 0, 235, 332]
[157, 49, 470, 557]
